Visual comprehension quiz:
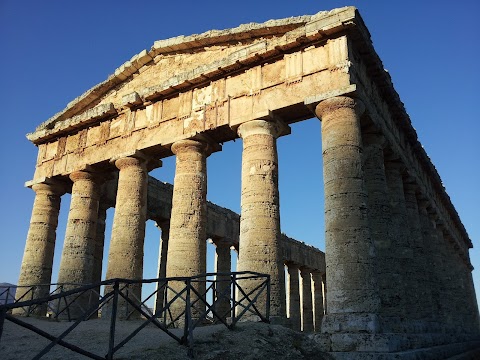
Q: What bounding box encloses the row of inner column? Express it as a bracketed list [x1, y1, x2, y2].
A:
[15, 95, 478, 335]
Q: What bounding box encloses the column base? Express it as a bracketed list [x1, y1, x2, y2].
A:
[316, 330, 480, 355]
[316, 340, 480, 360]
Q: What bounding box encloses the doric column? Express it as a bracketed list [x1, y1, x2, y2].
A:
[154, 220, 169, 315]
[315, 96, 380, 333]
[91, 200, 108, 318]
[300, 267, 313, 332]
[213, 238, 232, 321]
[57, 170, 101, 319]
[417, 200, 439, 326]
[287, 263, 301, 331]
[311, 271, 324, 332]
[435, 221, 454, 331]
[166, 139, 210, 323]
[105, 156, 149, 319]
[403, 182, 432, 322]
[93, 202, 108, 286]
[362, 132, 401, 322]
[444, 233, 472, 334]
[384, 159, 413, 325]
[236, 119, 286, 319]
[464, 266, 480, 334]
[14, 180, 66, 316]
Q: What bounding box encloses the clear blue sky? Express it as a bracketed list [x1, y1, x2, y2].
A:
[1, 0, 479, 308]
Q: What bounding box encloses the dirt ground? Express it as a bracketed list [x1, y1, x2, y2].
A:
[0, 316, 328, 359]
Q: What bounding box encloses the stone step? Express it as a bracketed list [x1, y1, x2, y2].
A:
[324, 340, 480, 360]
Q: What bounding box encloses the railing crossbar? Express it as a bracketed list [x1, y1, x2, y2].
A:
[0, 272, 270, 360]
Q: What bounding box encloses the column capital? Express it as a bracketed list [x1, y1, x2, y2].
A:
[403, 182, 419, 194]
[155, 219, 170, 231]
[286, 261, 300, 270]
[417, 196, 431, 210]
[237, 118, 289, 140]
[171, 139, 211, 156]
[311, 269, 325, 277]
[299, 266, 312, 275]
[385, 159, 407, 174]
[112, 150, 162, 171]
[30, 179, 68, 196]
[362, 132, 387, 148]
[210, 236, 233, 248]
[314, 96, 365, 120]
[69, 170, 102, 183]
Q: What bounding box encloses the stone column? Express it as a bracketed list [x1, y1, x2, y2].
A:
[300, 267, 313, 332]
[57, 170, 101, 319]
[154, 220, 169, 315]
[312, 271, 324, 332]
[403, 182, 432, 323]
[362, 132, 400, 320]
[166, 139, 210, 323]
[93, 202, 108, 286]
[287, 263, 301, 331]
[464, 267, 480, 334]
[417, 200, 439, 327]
[435, 221, 454, 332]
[315, 96, 380, 334]
[14, 180, 66, 316]
[384, 159, 414, 329]
[105, 156, 149, 319]
[91, 201, 108, 318]
[214, 239, 232, 321]
[444, 233, 472, 335]
[236, 119, 286, 320]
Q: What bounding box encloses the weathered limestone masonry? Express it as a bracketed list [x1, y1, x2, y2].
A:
[17, 6, 479, 358]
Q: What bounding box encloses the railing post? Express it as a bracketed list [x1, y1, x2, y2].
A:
[27, 286, 35, 316]
[107, 280, 119, 360]
[231, 273, 237, 325]
[266, 275, 271, 322]
[0, 307, 6, 342]
[184, 279, 195, 357]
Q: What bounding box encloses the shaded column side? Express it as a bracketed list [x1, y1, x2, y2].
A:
[14, 180, 66, 316]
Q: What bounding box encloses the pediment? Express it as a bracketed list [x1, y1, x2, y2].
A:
[27, 6, 359, 144]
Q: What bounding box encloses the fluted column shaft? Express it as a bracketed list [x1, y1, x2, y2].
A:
[14, 181, 65, 316]
[56, 171, 101, 319]
[363, 133, 400, 319]
[417, 201, 440, 326]
[287, 263, 301, 331]
[315, 96, 379, 333]
[403, 183, 432, 322]
[312, 271, 324, 332]
[105, 156, 148, 319]
[91, 201, 108, 318]
[300, 268, 314, 332]
[384, 160, 413, 323]
[58, 171, 101, 285]
[166, 139, 209, 322]
[236, 119, 286, 319]
[93, 202, 108, 285]
[464, 269, 480, 334]
[435, 223, 454, 331]
[214, 239, 232, 321]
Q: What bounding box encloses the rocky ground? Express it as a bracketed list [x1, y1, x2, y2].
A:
[0, 317, 329, 359]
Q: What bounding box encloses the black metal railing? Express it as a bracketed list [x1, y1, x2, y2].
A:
[0, 271, 270, 359]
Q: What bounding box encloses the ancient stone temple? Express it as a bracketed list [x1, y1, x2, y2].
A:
[15, 6, 479, 358]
